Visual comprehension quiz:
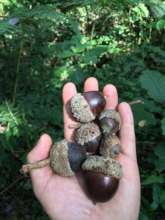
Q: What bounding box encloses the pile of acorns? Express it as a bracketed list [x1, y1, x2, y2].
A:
[50, 91, 122, 203]
[22, 91, 122, 203]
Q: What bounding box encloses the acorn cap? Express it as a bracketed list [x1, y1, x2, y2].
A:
[50, 139, 86, 177]
[100, 135, 122, 158]
[70, 93, 95, 123]
[75, 122, 101, 152]
[82, 155, 122, 179]
[99, 109, 121, 135]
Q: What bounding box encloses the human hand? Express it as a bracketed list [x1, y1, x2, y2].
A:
[28, 77, 140, 220]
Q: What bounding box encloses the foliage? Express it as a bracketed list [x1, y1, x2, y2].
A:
[139, 70, 165, 102]
[0, 0, 165, 219]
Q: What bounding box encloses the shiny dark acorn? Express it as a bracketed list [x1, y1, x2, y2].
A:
[70, 91, 106, 123]
[85, 136, 101, 154]
[68, 142, 87, 172]
[83, 171, 119, 202]
[100, 117, 118, 135]
[83, 91, 106, 116]
[100, 135, 122, 158]
[50, 140, 87, 176]
[82, 156, 122, 202]
[99, 109, 121, 136]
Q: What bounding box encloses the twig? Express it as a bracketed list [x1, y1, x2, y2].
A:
[20, 158, 50, 174]
[129, 100, 144, 105]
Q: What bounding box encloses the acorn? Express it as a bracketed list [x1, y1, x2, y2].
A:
[50, 139, 87, 176]
[70, 91, 106, 123]
[99, 109, 121, 136]
[74, 122, 101, 154]
[82, 156, 122, 202]
[100, 135, 122, 158]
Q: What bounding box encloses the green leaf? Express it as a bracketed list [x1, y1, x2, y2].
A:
[151, 185, 161, 210]
[155, 158, 165, 172]
[139, 70, 165, 103]
[154, 142, 165, 172]
[133, 3, 149, 18]
[70, 68, 88, 84]
[154, 142, 165, 159]
[139, 213, 150, 220]
[143, 99, 161, 113]
[132, 104, 156, 126]
[161, 117, 165, 136]
[142, 174, 164, 185]
[0, 20, 15, 34]
[156, 19, 165, 30]
[149, 2, 165, 18]
[80, 46, 108, 65]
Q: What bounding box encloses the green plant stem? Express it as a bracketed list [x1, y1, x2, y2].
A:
[12, 40, 24, 105]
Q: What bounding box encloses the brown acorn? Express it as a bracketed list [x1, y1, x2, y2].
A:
[70, 91, 106, 123]
[82, 156, 122, 202]
[83, 171, 119, 203]
[50, 139, 87, 176]
[99, 109, 121, 136]
[74, 122, 101, 154]
[100, 135, 122, 158]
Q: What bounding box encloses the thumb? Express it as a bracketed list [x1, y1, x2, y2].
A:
[27, 134, 52, 163]
[27, 134, 53, 190]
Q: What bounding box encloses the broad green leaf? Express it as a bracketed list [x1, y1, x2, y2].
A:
[149, 2, 165, 18]
[142, 174, 164, 185]
[139, 70, 165, 103]
[132, 105, 156, 126]
[161, 117, 165, 135]
[142, 99, 161, 113]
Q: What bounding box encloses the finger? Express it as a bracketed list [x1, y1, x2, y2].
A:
[63, 82, 77, 141]
[84, 77, 99, 91]
[103, 84, 118, 109]
[118, 102, 136, 160]
[28, 134, 52, 163]
[27, 134, 53, 181]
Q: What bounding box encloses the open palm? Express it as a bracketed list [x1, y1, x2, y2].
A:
[28, 77, 140, 220]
